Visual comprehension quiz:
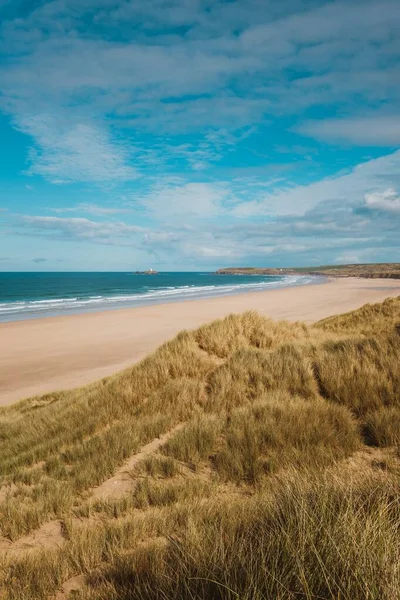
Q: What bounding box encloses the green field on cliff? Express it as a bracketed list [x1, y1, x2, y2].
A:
[216, 262, 400, 278]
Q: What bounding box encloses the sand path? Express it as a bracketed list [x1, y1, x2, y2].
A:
[0, 422, 184, 557]
[91, 423, 184, 500]
[0, 277, 399, 406]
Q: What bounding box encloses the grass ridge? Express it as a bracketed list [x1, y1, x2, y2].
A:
[0, 296, 399, 599]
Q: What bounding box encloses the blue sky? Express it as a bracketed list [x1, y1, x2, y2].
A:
[0, 0, 399, 271]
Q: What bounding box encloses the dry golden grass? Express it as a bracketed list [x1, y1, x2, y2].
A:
[137, 455, 179, 478]
[0, 296, 399, 599]
[163, 413, 220, 466]
[363, 407, 400, 447]
[79, 470, 400, 600]
[206, 343, 320, 412]
[193, 311, 317, 358]
[211, 394, 360, 484]
[314, 331, 400, 417]
[316, 295, 400, 335]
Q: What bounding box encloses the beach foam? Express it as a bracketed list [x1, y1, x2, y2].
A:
[0, 275, 316, 322]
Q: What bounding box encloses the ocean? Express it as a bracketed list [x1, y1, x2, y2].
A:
[0, 272, 318, 322]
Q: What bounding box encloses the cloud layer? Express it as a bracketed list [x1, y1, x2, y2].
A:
[6, 150, 398, 266]
[0, 0, 399, 268]
[2, 0, 400, 184]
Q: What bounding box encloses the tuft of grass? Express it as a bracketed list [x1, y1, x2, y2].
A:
[193, 311, 315, 358]
[133, 478, 213, 509]
[207, 343, 319, 411]
[363, 407, 400, 447]
[313, 330, 400, 417]
[138, 455, 179, 478]
[212, 393, 360, 484]
[163, 414, 219, 467]
[315, 295, 400, 336]
[1, 550, 69, 600]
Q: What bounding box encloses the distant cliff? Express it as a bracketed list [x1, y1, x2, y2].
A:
[216, 264, 400, 279]
[216, 267, 283, 275]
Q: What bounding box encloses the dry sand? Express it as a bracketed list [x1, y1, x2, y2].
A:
[0, 277, 399, 406]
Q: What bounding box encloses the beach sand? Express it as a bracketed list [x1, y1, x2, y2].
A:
[1, 277, 399, 406]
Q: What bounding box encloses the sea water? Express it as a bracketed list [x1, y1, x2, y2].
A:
[0, 272, 319, 322]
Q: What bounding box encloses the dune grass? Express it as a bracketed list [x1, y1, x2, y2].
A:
[316, 295, 400, 335]
[210, 394, 360, 484]
[0, 296, 399, 599]
[81, 470, 400, 600]
[313, 333, 400, 417]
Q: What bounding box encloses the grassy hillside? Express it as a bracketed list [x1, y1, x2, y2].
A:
[0, 297, 399, 599]
[216, 262, 400, 278]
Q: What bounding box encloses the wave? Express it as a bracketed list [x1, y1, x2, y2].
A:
[0, 275, 317, 320]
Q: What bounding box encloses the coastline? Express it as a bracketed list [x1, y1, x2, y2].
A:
[0, 273, 315, 323]
[0, 277, 399, 406]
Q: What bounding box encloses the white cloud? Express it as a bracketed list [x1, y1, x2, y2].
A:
[11, 176, 400, 264]
[334, 250, 374, 264]
[232, 150, 400, 216]
[139, 181, 235, 221]
[297, 116, 400, 146]
[19, 215, 145, 242]
[1, 0, 400, 188]
[52, 203, 133, 216]
[1, 0, 400, 269]
[364, 188, 400, 213]
[20, 117, 137, 184]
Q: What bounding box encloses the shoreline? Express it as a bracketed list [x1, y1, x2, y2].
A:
[0, 277, 399, 407]
[0, 273, 317, 324]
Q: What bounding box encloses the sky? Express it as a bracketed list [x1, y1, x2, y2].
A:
[0, 0, 399, 271]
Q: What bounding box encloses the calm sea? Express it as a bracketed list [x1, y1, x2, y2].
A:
[0, 272, 317, 322]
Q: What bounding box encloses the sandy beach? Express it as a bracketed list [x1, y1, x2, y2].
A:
[1, 277, 399, 406]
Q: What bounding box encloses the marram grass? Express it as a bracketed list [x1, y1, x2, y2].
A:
[0, 297, 399, 600]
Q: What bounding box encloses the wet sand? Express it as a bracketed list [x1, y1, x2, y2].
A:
[0, 277, 399, 406]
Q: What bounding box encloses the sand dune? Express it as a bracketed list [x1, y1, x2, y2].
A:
[0, 277, 399, 406]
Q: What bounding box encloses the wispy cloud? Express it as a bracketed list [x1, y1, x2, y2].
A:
[21, 119, 137, 185]
[52, 203, 133, 216]
[296, 116, 400, 146]
[17, 216, 146, 244]
[12, 149, 399, 267]
[139, 181, 236, 221]
[1, 0, 399, 187]
[231, 150, 400, 217]
[1, 1, 400, 268]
